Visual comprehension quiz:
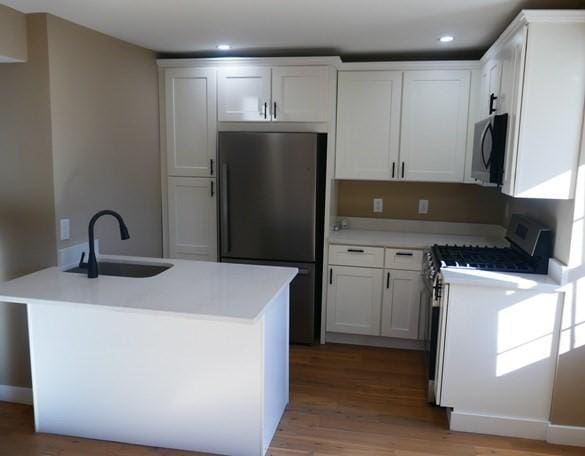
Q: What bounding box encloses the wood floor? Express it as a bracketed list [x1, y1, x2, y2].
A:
[0, 343, 581, 455]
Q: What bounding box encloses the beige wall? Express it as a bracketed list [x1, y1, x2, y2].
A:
[0, 14, 161, 389]
[0, 4, 27, 62]
[337, 180, 507, 225]
[0, 14, 56, 387]
[46, 15, 162, 257]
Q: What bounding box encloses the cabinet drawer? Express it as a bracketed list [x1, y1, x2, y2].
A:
[384, 248, 422, 271]
[329, 245, 384, 268]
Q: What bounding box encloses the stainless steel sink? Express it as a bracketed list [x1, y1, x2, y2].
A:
[65, 261, 172, 278]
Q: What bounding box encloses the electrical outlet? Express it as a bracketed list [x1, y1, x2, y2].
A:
[418, 199, 429, 215]
[373, 198, 383, 213]
[60, 218, 70, 241]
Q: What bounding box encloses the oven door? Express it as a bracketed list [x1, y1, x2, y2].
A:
[433, 279, 449, 406]
[423, 275, 440, 403]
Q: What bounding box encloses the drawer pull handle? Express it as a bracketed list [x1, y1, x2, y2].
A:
[386, 271, 390, 289]
[396, 252, 414, 257]
[347, 249, 365, 253]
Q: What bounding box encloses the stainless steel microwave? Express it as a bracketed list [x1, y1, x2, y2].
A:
[471, 113, 508, 185]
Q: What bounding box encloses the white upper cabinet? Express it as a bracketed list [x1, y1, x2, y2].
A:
[335, 71, 402, 180]
[218, 67, 271, 122]
[479, 58, 502, 118]
[480, 11, 585, 199]
[165, 68, 217, 177]
[498, 26, 527, 198]
[271, 66, 329, 122]
[218, 65, 329, 122]
[400, 70, 471, 182]
[167, 177, 217, 262]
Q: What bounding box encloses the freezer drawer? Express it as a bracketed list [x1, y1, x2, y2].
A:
[221, 258, 317, 344]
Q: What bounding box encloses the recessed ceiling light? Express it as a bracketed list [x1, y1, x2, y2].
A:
[439, 35, 454, 43]
[217, 44, 231, 51]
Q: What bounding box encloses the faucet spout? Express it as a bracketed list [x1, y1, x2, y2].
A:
[85, 210, 130, 278]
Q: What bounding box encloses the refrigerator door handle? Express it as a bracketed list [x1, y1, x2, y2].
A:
[221, 163, 231, 253]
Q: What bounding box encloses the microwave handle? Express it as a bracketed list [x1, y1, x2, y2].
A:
[480, 122, 494, 169]
[489, 93, 498, 115]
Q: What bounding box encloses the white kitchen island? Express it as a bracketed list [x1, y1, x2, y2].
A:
[0, 256, 297, 456]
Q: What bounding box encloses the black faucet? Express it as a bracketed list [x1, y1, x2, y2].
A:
[79, 210, 130, 278]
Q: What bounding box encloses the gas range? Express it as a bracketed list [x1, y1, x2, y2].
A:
[422, 214, 553, 299]
[422, 214, 553, 405]
[430, 244, 539, 274]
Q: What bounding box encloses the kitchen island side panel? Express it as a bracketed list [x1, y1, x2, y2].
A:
[27, 302, 269, 456]
[262, 287, 290, 453]
[440, 285, 562, 427]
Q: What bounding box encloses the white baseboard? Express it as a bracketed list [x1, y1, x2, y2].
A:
[449, 410, 548, 440]
[0, 384, 33, 405]
[547, 424, 585, 447]
[325, 332, 424, 350]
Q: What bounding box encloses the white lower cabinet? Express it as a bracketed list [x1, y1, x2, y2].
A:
[381, 269, 422, 339]
[326, 266, 383, 335]
[167, 177, 217, 262]
[326, 245, 424, 341]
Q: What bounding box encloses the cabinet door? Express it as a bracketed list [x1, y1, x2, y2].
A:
[335, 71, 402, 180]
[218, 67, 271, 121]
[167, 177, 217, 262]
[326, 266, 383, 335]
[498, 26, 528, 197]
[165, 68, 216, 177]
[381, 269, 422, 339]
[479, 59, 502, 118]
[400, 70, 471, 182]
[271, 66, 329, 122]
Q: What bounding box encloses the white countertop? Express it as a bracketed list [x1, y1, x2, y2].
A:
[440, 268, 561, 291]
[329, 228, 562, 291]
[329, 228, 507, 250]
[0, 255, 297, 322]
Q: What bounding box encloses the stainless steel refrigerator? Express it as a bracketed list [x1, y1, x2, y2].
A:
[219, 132, 326, 344]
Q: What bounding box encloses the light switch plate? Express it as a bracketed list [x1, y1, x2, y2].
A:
[373, 198, 383, 213]
[418, 199, 429, 214]
[60, 218, 70, 241]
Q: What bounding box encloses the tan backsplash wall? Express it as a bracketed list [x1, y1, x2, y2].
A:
[337, 180, 507, 225]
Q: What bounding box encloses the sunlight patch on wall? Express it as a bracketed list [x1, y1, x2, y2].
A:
[496, 296, 556, 377]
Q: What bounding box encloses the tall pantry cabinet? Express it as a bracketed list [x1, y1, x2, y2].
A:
[162, 67, 218, 261]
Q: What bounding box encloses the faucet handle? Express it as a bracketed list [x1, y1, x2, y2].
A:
[78, 252, 87, 269]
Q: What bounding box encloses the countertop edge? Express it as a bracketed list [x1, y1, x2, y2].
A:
[0, 256, 298, 322]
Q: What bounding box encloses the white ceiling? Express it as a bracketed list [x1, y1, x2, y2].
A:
[3, 0, 584, 58]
